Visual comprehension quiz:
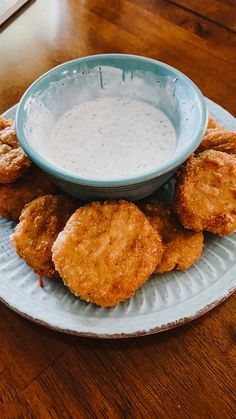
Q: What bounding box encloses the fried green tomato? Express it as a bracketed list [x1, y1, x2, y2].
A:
[139, 201, 204, 274]
[175, 150, 236, 236]
[0, 166, 58, 220]
[196, 115, 236, 156]
[197, 129, 236, 156]
[0, 117, 31, 183]
[207, 115, 223, 130]
[52, 200, 163, 307]
[11, 195, 78, 286]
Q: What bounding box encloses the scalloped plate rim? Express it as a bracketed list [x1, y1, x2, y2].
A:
[0, 98, 235, 338]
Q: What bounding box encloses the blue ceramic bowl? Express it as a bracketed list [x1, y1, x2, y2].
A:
[16, 54, 207, 200]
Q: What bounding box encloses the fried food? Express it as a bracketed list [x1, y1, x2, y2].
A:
[0, 166, 58, 220]
[52, 200, 163, 307]
[175, 150, 236, 236]
[139, 201, 204, 274]
[196, 129, 236, 155]
[11, 195, 78, 286]
[196, 115, 236, 155]
[207, 115, 223, 130]
[0, 117, 31, 183]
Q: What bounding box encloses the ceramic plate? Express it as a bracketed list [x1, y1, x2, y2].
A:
[0, 98, 235, 338]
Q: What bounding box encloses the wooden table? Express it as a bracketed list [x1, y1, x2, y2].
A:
[0, 1, 235, 417]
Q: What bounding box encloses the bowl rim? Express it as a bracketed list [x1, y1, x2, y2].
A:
[16, 53, 208, 187]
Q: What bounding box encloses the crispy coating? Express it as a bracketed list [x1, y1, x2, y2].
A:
[139, 201, 204, 274]
[175, 150, 236, 235]
[52, 200, 163, 307]
[0, 166, 58, 220]
[207, 115, 223, 130]
[0, 118, 31, 183]
[11, 195, 78, 283]
[197, 115, 236, 155]
[196, 129, 236, 155]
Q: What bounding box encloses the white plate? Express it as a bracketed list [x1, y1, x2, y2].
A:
[0, 98, 235, 338]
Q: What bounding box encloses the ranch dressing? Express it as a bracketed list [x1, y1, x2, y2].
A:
[49, 97, 176, 179]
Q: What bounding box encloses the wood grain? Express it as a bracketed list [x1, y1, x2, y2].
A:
[1, 299, 235, 418]
[0, 0, 235, 417]
[129, 0, 234, 43]
[0, 0, 236, 114]
[170, 0, 236, 30]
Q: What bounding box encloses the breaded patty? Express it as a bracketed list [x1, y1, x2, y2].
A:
[0, 166, 58, 220]
[52, 200, 163, 307]
[0, 118, 31, 183]
[139, 201, 204, 274]
[11, 195, 78, 285]
[196, 115, 236, 156]
[207, 115, 223, 130]
[196, 129, 236, 155]
[175, 150, 236, 235]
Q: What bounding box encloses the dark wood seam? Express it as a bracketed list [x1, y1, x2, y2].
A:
[165, 0, 236, 34]
[18, 345, 76, 392]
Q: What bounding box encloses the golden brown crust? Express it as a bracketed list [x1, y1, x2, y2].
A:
[0, 118, 32, 183]
[139, 200, 204, 273]
[0, 166, 58, 220]
[207, 115, 223, 130]
[175, 150, 236, 236]
[11, 195, 78, 280]
[52, 200, 163, 307]
[196, 129, 236, 155]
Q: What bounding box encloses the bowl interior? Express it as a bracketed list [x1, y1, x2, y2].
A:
[17, 55, 207, 186]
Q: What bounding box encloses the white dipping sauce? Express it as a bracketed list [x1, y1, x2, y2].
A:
[49, 97, 176, 179]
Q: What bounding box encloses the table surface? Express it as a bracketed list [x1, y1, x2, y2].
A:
[0, 1, 235, 417]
